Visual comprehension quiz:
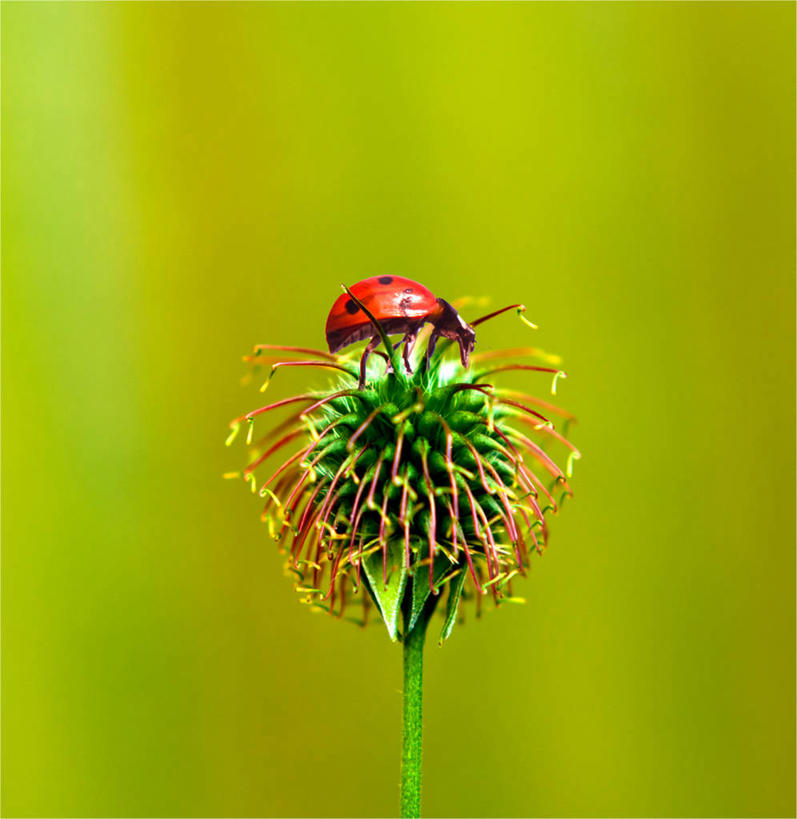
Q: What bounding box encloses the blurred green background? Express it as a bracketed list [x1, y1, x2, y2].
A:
[2, 3, 794, 817]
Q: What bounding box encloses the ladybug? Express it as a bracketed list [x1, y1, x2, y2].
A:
[325, 275, 476, 388]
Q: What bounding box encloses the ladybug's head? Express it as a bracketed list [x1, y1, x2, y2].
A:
[434, 298, 476, 368]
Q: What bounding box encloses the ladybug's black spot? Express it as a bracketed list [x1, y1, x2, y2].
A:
[378, 276, 393, 285]
[345, 299, 360, 315]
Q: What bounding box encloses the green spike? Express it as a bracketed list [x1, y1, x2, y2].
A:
[440, 569, 467, 643]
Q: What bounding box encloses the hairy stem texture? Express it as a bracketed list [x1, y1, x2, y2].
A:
[401, 612, 428, 819]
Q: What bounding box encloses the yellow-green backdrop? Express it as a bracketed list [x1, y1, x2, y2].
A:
[2, 3, 794, 817]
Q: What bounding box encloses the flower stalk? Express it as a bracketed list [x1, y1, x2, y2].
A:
[401, 606, 430, 819]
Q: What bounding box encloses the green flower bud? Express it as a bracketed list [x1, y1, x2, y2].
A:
[227, 319, 579, 643]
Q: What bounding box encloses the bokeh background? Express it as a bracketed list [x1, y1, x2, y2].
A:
[2, 3, 794, 817]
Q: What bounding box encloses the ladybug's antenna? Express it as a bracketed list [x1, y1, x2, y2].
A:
[470, 303, 538, 330]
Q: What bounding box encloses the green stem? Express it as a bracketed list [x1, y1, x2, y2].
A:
[401, 612, 429, 819]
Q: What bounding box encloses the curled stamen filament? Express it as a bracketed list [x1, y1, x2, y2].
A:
[420, 447, 439, 594]
[260, 360, 356, 392]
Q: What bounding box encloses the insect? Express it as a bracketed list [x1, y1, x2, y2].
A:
[325, 275, 477, 388]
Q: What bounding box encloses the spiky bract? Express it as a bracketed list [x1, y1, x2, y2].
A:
[227, 333, 579, 641]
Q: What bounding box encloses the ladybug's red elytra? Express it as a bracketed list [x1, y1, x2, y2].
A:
[325, 275, 476, 388]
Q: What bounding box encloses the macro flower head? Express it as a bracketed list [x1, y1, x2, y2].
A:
[226, 287, 579, 642]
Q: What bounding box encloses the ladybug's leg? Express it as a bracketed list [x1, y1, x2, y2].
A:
[402, 329, 419, 374]
[359, 335, 382, 389]
[425, 330, 441, 367]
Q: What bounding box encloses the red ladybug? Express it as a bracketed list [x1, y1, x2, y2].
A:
[325, 275, 476, 388]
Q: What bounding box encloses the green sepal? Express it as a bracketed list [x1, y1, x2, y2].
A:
[407, 555, 453, 633]
[440, 567, 468, 644]
[362, 541, 408, 642]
